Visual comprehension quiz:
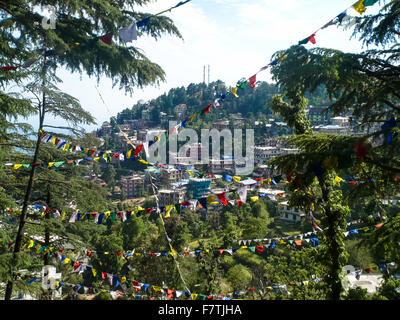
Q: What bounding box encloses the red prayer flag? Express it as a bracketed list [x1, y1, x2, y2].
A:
[116, 251, 122, 256]
[86, 250, 92, 256]
[168, 289, 174, 299]
[100, 33, 113, 45]
[308, 33, 316, 44]
[217, 192, 228, 205]
[202, 104, 212, 115]
[73, 262, 80, 270]
[236, 199, 243, 207]
[249, 74, 257, 88]
[256, 245, 264, 254]
[354, 141, 367, 158]
[295, 240, 302, 246]
[134, 144, 144, 156]
[101, 272, 107, 279]
[1, 66, 18, 71]
[217, 249, 224, 255]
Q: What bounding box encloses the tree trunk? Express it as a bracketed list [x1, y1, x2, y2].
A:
[4, 56, 47, 300]
[318, 175, 343, 300]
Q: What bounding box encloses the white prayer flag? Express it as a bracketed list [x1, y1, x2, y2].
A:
[119, 22, 137, 42]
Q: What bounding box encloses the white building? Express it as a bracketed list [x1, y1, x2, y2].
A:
[331, 116, 350, 127]
[253, 146, 280, 165]
[209, 158, 234, 173]
[158, 189, 186, 207]
[277, 201, 305, 223]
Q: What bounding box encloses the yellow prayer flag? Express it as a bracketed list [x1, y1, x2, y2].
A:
[261, 178, 271, 186]
[63, 142, 70, 151]
[104, 252, 109, 255]
[92, 268, 96, 277]
[93, 157, 100, 162]
[138, 159, 149, 164]
[352, 0, 366, 14]
[189, 114, 196, 122]
[279, 240, 286, 245]
[250, 196, 259, 202]
[207, 195, 216, 204]
[12, 164, 23, 171]
[152, 285, 161, 292]
[233, 176, 241, 182]
[52, 137, 56, 145]
[334, 176, 344, 185]
[63, 257, 70, 264]
[121, 276, 126, 283]
[27, 240, 34, 248]
[165, 204, 173, 218]
[231, 87, 239, 98]
[61, 211, 66, 220]
[191, 293, 198, 300]
[48, 162, 55, 168]
[126, 149, 133, 158]
[185, 170, 193, 177]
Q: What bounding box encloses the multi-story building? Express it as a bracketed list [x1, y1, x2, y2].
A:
[160, 166, 183, 187]
[253, 146, 298, 165]
[158, 189, 186, 207]
[307, 105, 331, 126]
[120, 174, 145, 198]
[211, 120, 230, 131]
[174, 104, 187, 120]
[277, 201, 305, 223]
[100, 122, 113, 137]
[188, 177, 211, 199]
[209, 158, 234, 173]
[253, 146, 280, 165]
[331, 116, 350, 127]
[317, 124, 349, 135]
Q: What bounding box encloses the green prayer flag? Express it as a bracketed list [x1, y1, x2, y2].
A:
[237, 81, 247, 89]
[54, 161, 65, 167]
[22, 164, 30, 168]
[248, 246, 255, 253]
[175, 203, 181, 214]
[111, 212, 116, 222]
[364, 0, 378, 6]
[298, 38, 309, 45]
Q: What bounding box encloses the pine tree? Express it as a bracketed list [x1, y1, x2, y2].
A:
[267, 0, 400, 300]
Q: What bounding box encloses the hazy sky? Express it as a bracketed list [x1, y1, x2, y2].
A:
[30, 0, 381, 132]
